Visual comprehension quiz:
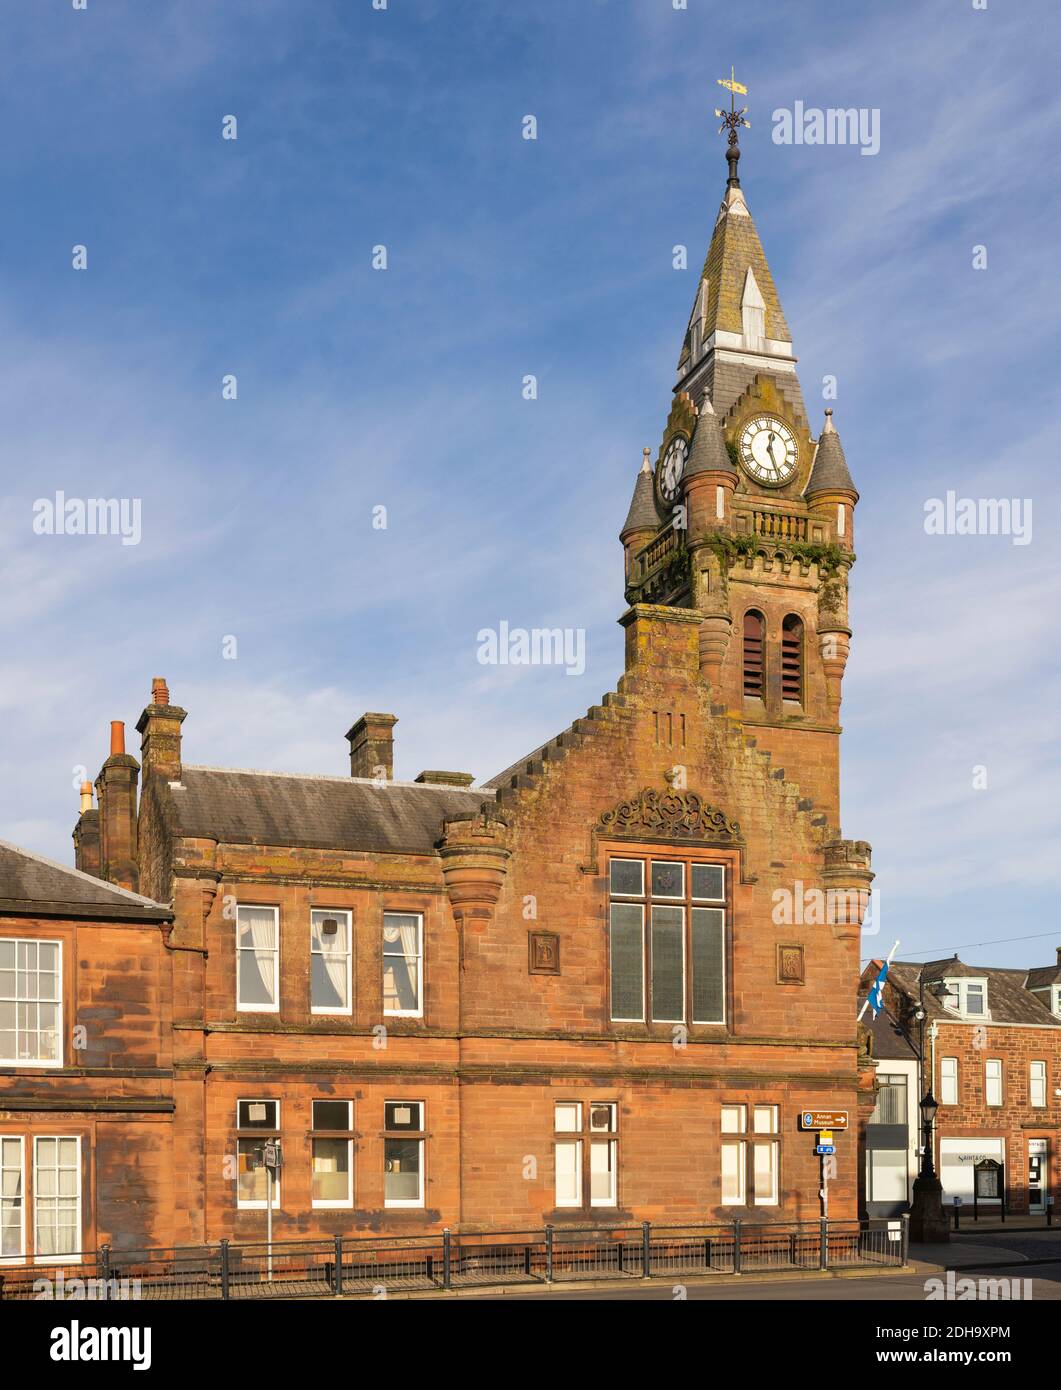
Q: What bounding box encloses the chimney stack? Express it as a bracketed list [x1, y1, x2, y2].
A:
[136, 676, 187, 785]
[72, 782, 101, 877]
[96, 720, 140, 891]
[346, 713, 397, 781]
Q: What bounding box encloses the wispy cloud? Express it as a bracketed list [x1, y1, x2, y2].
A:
[0, 0, 1057, 970]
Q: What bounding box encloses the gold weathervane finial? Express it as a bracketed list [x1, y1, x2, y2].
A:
[714, 66, 749, 187]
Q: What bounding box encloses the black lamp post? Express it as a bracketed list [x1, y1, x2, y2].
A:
[908, 973, 954, 1242]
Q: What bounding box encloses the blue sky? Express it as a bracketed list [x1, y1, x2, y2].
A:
[0, 0, 1058, 972]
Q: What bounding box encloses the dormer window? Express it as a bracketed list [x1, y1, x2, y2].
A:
[1052, 985, 1061, 1019]
[741, 267, 766, 351]
[942, 977, 988, 1019]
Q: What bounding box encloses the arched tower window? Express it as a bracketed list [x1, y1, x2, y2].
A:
[742, 611, 765, 698]
[781, 614, 804, 704]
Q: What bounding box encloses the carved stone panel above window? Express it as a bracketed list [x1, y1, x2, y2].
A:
[599, 788, 741, 844]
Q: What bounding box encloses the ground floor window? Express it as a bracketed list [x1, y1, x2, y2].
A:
[384, 1101, 424, 1207]
[0, 1135, 81, 1263]
[33, 1137, 81, 1259]
[311, 1100, 353, 1208]
[1, 1136, 25, 1260]
[720, 1104, 779, 1206]
[236, 1099, 281, 1209]
[554, 1101, 619, 1209]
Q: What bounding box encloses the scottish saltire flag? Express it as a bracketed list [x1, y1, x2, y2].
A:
[867, 960, 889, 1019]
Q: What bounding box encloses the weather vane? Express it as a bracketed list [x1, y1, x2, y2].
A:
[714, 66, 749, 187]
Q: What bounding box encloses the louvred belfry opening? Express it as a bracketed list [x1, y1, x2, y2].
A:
[742, 611, 764, 697]
[781, 614, 804, 703]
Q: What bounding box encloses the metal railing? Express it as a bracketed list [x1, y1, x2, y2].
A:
[0, 1217, 908, 1301]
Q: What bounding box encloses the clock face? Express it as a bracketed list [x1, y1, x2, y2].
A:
[658, 435, 689, 505]
[739, 414, 798, 486]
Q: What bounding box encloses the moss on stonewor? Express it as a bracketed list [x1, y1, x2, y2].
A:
[704, 531, 849, 576]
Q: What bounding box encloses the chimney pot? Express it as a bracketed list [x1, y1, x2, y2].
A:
[97, 723, 139, 891]
[136, 681, 186, 784]
[79, 782, 93, 814]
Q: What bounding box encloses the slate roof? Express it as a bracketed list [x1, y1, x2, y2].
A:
[0, 840, 172, 922]
[859, 999, 919, 1062]
[684, 397, 735, 478]
[620, 463, 661, 538]
[1026, 960, 1061, 990]
[694, 185, 792, 348]
[805, 415, 858, 498]
[885, 959, 1061, 1028]
[169, 766, 494, 855]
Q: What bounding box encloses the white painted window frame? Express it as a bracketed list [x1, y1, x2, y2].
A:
[942, 977, 989, 1019]
[940, 1055, 959, 1106]
[311, 1100, 353, 1209]
[1030, 1060, 1047, 1109]
[32, 1135, 81, 1264]
[0, 1135, 25, 1264]
[310, 909, 353, 1016]
[235, 905, 280, 1014]
[235, 1098, 281, 1210]
[985, 1057, 1003, 1108]
[383, 1100, 425, 1208]
[382, 912, 423, 1019]
[0, 936, 63, 1067]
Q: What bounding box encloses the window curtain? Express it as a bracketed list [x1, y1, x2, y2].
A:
[242, 907, 276, 1003]
[384, 916, 419, 1009]
[314, 916, 348, 1002]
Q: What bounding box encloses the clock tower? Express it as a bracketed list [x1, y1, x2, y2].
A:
[619, 103, 859, 828]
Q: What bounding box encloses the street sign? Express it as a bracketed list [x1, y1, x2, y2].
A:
[800, 1111, 848, 1130]
[818, 1130, 833, 1144]
[815, 1145, 836, 1155]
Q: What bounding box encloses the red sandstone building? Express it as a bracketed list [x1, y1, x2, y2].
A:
[0, 840, 173, 1263]
[2, 151, 876, 1258]
[861, 955, 1061, 1218]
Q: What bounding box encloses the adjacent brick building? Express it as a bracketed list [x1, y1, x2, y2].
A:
[860, 955, 1061, 1217]
[0, 839, 174, 1264]
[2, 148, 877, 1258]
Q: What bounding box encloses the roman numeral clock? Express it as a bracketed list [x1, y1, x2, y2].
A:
[738, 414, 798, 486]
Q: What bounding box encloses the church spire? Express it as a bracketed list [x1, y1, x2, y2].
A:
[675, 74, 807, 431]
